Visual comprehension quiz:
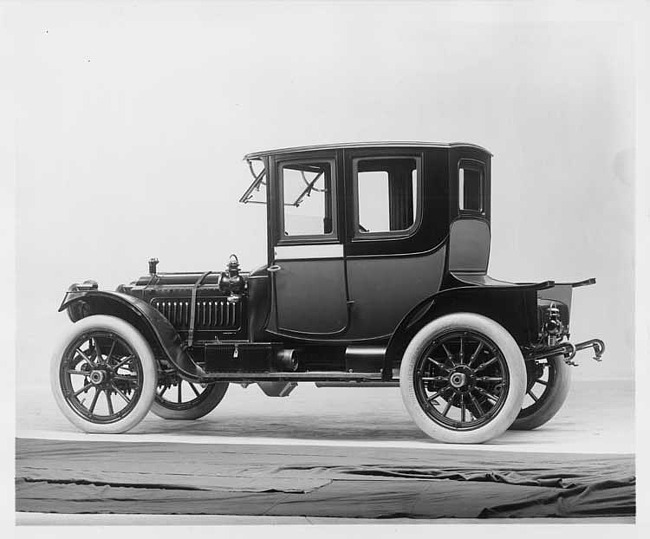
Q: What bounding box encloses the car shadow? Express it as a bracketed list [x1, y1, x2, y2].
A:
[136, 413, 433, 441]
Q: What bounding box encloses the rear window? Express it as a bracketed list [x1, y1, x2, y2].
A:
[459, 162, 484, 213]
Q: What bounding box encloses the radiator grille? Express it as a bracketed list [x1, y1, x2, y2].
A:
[152, 298, 241, 330]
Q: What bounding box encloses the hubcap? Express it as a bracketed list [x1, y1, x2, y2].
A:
[449, 372, 467, 388]
[89, 370, 106, 385]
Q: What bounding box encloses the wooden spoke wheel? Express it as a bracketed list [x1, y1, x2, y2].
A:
[509, 354, 571, 430]
[151, 377, 228, 420]
[51, 315, 157, 433]
[400, 313, 526, 444]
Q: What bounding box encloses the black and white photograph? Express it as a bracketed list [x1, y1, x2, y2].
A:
[3, 0, 649, 535]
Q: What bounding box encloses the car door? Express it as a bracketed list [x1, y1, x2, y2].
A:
[268, 153, 349, 336]
[342, 148, 448, 340]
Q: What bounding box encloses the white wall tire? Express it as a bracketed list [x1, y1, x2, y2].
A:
[510, 354, 571, 430]
[151, 381, 228, 420]
[50, 315, 158, 434]
[399, 313, 526, 444]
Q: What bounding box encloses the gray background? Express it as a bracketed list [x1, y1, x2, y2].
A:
[9, 1, 636, 393]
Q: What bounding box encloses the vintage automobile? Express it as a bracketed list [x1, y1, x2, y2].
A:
[51, 142, 605, 443]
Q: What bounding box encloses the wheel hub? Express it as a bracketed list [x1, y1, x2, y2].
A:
[449, 372, 467, 388]
[447, 364, 476, 392]
[89, 370, 106, 385]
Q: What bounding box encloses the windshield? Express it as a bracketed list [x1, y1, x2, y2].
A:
[239, 158, 330, 208]
[239, 159, 267, 204]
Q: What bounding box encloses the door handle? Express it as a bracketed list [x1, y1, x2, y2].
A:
[267, 264, 282, 273]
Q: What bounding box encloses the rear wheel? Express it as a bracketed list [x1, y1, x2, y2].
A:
[151, 377, 228, 420]
[509, 354, 571, 430]
[400, 313, 526, 444]
[50, 315, 157, 434]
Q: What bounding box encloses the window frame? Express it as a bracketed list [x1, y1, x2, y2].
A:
[458, 158, 486, 216]
[276, 157, 339, 245]
[351, 155, 423, 241]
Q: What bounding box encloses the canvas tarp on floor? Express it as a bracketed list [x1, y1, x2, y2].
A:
[15, 438, 635, 519]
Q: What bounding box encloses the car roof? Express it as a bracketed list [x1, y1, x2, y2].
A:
[243, 141, 492, 160]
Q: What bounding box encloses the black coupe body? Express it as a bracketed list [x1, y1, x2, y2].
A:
[52, 142, 604, 443]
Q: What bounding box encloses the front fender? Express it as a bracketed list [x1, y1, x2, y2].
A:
[59, 290, 206, 381]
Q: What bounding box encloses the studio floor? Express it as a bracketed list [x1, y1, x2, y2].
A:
[15, 378, 635, 524]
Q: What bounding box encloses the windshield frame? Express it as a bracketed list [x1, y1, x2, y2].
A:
[239, 158, 268, 205]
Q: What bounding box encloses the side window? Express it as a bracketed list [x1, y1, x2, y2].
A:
[354, 157, 419, 235]
[281, 160, 335, 238]
[459, 162, 484, 213]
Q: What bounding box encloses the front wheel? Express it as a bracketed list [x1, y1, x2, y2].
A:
[509, 354, 571, 430]
[50, 315, 158, 434]
[400, 313, 526, 444]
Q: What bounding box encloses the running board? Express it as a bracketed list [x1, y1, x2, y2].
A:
[315, 381, 399, 388]
[197, 372, 385, 383]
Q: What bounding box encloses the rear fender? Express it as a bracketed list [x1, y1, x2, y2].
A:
[384, 282, 552, 378]
[59, 290, 206, 381]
